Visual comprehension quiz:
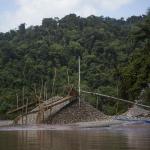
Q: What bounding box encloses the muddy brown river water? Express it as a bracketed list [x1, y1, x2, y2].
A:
[0, 124, 150, 150]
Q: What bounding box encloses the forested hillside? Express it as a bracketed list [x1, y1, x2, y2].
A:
[0, 12, 149, 116]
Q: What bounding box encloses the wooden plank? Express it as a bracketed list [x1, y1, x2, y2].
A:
[7, 101, 38, 114]
[22, 96, 76, 116]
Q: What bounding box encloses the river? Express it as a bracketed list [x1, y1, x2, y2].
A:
[0, 124, 150, 150]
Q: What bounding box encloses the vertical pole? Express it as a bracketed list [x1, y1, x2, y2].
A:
[96, 96, 99, 109]
[67, 68, 70, 86]
[34, 84, 37, 95]
[21, 104, 23, 125]
[21, 109, 23, 125]
[116, 78, 119, 115]
[46, 87, 47, 100]
[22, 86, 25, 125]
[40, 78, 43, 101]
[78, 56, 81, 107]
[16, 93, 19, 108]
[22, 86, 25, 105]
[25, 98, 28, 125]
[52, 68, 56, 97]
[117, 80, 119, 97]
[43, 83, 45, 101]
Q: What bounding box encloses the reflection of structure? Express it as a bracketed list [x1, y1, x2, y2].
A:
[1, 126, 150, 150]
[15, 129, 129, 150]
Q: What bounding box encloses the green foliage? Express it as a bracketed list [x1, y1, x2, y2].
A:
[119, 13, 150, 103]
[0, 13, 149, 115]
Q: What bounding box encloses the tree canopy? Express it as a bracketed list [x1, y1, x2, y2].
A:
[0, 13, 149, 117]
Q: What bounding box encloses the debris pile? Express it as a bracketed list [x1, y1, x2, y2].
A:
[47, 100, 108, 124]
[123, 105, 150, 117]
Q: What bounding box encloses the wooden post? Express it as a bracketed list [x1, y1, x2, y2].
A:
[42, 104, 44, 122]
[22, 86, 25, 125]
[37, 96, 41, 124]
[25, 98, 28, 125]
[22, 86, 25, 105]
[33, 83, 38, 104]
[78, 56, 81, 107]
[43, 82, 45, 101]
[44, 82, 47, 101]
[67, 68, 70, 85]
[45, 87, 47, 101]
[21, 106, 24, 125]
[115, 101, 119, 115]
[96, 96, 99, 109]
[40, 78, 44, 100]
[34, 84, 37, 95]
[116, 79, 119, 97]
[16, 93, 19, 108]
[21, 109, 23, 125]
[52, 68, 57, 97]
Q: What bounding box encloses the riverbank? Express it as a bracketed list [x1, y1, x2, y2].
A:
[69, 119, 126, 128]
[0, 102, 150, 128]
[0, 117, 150, 130]
[0, 120, 13, 127]
[0, 119, 128, 130]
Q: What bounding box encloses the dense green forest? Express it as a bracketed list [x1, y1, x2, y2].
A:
[0, 10, 150, 117]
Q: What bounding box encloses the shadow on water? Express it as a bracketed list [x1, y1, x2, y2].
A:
[0, 125, 150, 150]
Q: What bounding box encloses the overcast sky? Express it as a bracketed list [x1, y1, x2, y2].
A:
[0, 0, 150, 32]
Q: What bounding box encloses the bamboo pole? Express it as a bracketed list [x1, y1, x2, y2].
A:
[22, 86, 25, 105]
[45, 87, 48, 101]
[33, 83, 38, 104]
[43, 82, 45, 101]
[44, 82, 47, 101]
[96, 96, 99, 109]
[16, 93, 19, 108]
[34, 84, 37, 95]
[21, 109, 23, 125]
[78, 56, 81, 107]
[25, 98, 28, 125]
[67, 68, 70, 85]
[52, 68, 57, 97]
[40, 78, 44, 100]
[81, 90, 150, 109]
[37, 95, 41, 124]
[116, 101, 119, 115]
[22, 86, 25, 125]
[21, 106, 23, 125]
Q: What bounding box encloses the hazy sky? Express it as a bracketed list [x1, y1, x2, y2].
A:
[0, 0, 150, 32]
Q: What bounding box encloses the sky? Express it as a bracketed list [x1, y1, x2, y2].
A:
[0, 0, 150, 32]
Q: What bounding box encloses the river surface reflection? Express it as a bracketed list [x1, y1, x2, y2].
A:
[0, 124, 150, 150]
